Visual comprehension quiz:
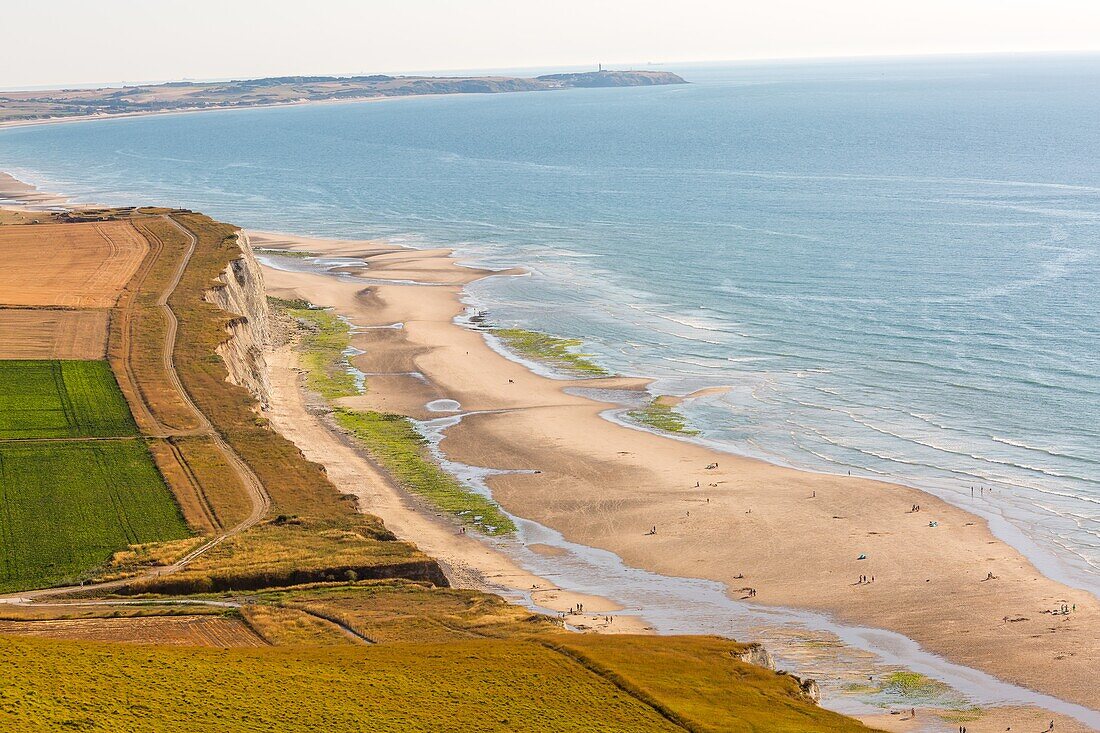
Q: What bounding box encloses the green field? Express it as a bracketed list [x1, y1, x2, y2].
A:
[0, 440, 190, 592]
[0, 360, 137, 439]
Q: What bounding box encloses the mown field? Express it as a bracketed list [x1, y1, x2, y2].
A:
[0, 615, 265, 648]
[0, 220, 147, 309]
[0, 632, 875, 733]
[0, 440, 190, 592]
[0, 360, 137, 439]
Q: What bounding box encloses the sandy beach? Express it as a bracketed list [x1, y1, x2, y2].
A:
[255, 229, 1099, 722]
[254, 230, 649, 634]
[0, 172, 68, 208]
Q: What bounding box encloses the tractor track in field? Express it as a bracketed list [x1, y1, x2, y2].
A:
[0, 214, 271, 604]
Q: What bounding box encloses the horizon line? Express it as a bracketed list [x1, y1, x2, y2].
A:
[5, 48, 1100, 92]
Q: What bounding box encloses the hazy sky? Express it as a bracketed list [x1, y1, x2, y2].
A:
[4, 0, 1100, 87]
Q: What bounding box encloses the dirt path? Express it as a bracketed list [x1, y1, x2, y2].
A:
[157, 217, 271, 533]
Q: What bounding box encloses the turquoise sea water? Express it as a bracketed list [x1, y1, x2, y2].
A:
[2, 55, 1097, 593]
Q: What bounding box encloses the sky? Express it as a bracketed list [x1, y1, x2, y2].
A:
[4, 0, 1100, 88]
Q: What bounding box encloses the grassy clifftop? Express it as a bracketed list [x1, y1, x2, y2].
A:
[0, 631, 873, 732]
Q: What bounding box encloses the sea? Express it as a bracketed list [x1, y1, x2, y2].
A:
[2, 54, 1097, 596]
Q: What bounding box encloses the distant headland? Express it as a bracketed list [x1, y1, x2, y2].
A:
[0, 70, 687, 125]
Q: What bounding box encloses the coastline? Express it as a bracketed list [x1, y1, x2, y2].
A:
[0, 92, 445, 133]
[253, 228, 1099, 725]
[0, 79, 639, 134]
[3, 169, 1097, 728]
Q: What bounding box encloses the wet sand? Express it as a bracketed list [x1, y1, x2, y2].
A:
[0, 172, 68, 209]
[255, 228, 1099, 725]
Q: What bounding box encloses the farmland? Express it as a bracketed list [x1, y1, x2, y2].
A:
[0, 440, 190, 592]
[0, 309, 109, 359]
[0, 360, 137, 439]
[0, 615, 265, 648]
[0, 221, 146, 308]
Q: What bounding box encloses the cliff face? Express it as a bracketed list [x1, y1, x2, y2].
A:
[204, 233, 271, 408]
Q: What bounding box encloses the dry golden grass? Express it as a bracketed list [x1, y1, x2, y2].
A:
[0, 615, 265, 647]
[145, 439, 219, 534]
[239, 605, 354, 646]
[0, 221, 146, 307]
[95, 537, 206, 582]
[0, 308, 108, 359]
[170, 435, 254, 528]
[251, 580, 562, 644]
[145, 436, 252, 533]
[0, 632, 877, 732]
[119, 517, 443, 595]
[548, 634, 875, 732]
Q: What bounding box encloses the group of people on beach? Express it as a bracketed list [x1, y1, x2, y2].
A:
[952, 720, 1052, 732]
